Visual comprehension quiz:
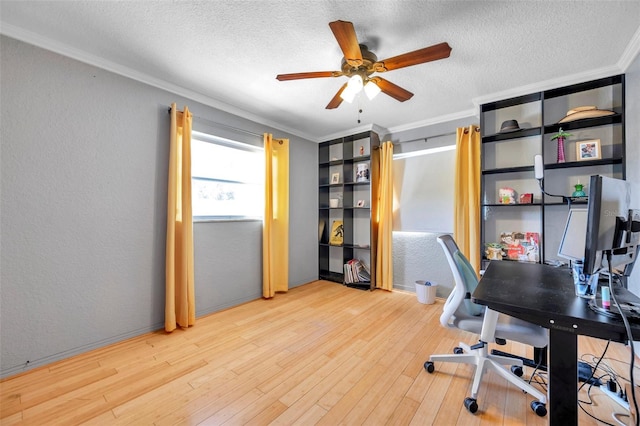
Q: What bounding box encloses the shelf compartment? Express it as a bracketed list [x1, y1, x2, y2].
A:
[481, 92, 542, 111]
[482, 207, 543, 242]
[543, 76, 623, 127]
[543, 75, 623, 99]
[482, 133, 541, 171]
[541, 163, 624, 204]
[483, 170, 542, 205]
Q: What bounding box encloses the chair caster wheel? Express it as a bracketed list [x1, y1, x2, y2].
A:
[464, 397, 478, 413]
[424, 361, 435, 373]
[531, 401, 547, 417]
[453, 347, 464, 354]
[511, 365, 523, 377]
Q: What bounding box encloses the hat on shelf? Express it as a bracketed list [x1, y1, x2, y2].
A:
[498, 119, 521, 133]
[558, 106, 615, 123]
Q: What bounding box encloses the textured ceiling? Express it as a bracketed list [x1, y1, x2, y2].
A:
[2, 1, 640, 142]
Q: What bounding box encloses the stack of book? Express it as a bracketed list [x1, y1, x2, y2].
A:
[343, 259, 371, 284]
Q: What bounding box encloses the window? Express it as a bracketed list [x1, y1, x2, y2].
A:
[191, 131, 264, 220]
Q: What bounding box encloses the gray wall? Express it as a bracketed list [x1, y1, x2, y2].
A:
[625, 52, 640, 354]
[0, 36, 318, 377]
[392, 232, 454, 296]
[624, 54, 640, 296]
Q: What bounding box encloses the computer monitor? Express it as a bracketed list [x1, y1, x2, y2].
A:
[583, 175, 639, 276]
[558, 209, 588, 261]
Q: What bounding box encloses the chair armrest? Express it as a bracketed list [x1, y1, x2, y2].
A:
[440, 287, 464, 328]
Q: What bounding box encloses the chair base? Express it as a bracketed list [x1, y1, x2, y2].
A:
[426, 341, 547, 415]
[491, 347, 548, 372]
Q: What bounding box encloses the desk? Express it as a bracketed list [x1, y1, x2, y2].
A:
[473, 261, 640, 426]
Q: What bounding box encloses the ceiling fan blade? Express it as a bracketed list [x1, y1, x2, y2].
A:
[276, 71, 342, 81]
[329, 20, 363, 67]
[373, 42, 452, 72]
[369, 77, 414, 102]
[326, 83, 348, 109]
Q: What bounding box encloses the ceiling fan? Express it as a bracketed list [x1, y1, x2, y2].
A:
[276, 20, 452, 109]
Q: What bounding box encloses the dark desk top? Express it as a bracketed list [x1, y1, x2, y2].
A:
[472, 261, 640, 342]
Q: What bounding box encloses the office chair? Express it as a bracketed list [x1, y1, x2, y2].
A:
[424, 234, 548, 416]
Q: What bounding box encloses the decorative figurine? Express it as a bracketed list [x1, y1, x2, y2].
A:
[550, 128, 573, 163]
[486, 243, 504, 260]
[572, 182, 586, 198]
[499, 187, 517, 204]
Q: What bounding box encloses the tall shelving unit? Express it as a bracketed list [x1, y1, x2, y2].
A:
[318, 131, 380, 290]
[480, 75, 625, 268]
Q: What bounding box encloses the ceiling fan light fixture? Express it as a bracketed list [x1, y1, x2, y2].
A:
[347, 74, 363, 91]
[364, 80, 381, 100]
[340, 74, 363, 103]
[340, 87, 357, 103]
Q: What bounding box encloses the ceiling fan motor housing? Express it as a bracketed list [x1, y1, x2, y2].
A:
[341, 44, 379, 78]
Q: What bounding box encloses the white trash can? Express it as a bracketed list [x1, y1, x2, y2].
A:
[415, 280, 437, 304]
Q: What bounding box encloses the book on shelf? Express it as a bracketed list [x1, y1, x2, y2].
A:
[329, 220, 344, 245]
[343, 263, 353, 283]
[318, 220, 325, 243]
[343, 259, 371, 284]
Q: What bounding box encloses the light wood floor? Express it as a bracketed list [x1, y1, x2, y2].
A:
[1, 280, 638, 425]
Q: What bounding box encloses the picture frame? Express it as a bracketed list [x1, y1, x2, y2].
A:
[576, 139, 601, 161]
[330, 172, 340, 184]
[356, 200, 365, 207]
[355, 162, 370, 182]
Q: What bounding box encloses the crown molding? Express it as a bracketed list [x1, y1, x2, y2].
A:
[619, 25, 640, 71]
[371, 123, 390, 138]
[385, 108, 478, 135]
[318, 123, 382, 142]
[0, 22, 317, 142]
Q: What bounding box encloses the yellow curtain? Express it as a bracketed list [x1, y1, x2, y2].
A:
[454, 125, 482, 274]
[263, 134, 289, 298]
[375, 141, 394, 291]
[165, 103, 195, 332]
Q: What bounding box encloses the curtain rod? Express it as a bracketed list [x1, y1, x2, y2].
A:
[394, 127, 480, 145]
[168, 107, 263, 138]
